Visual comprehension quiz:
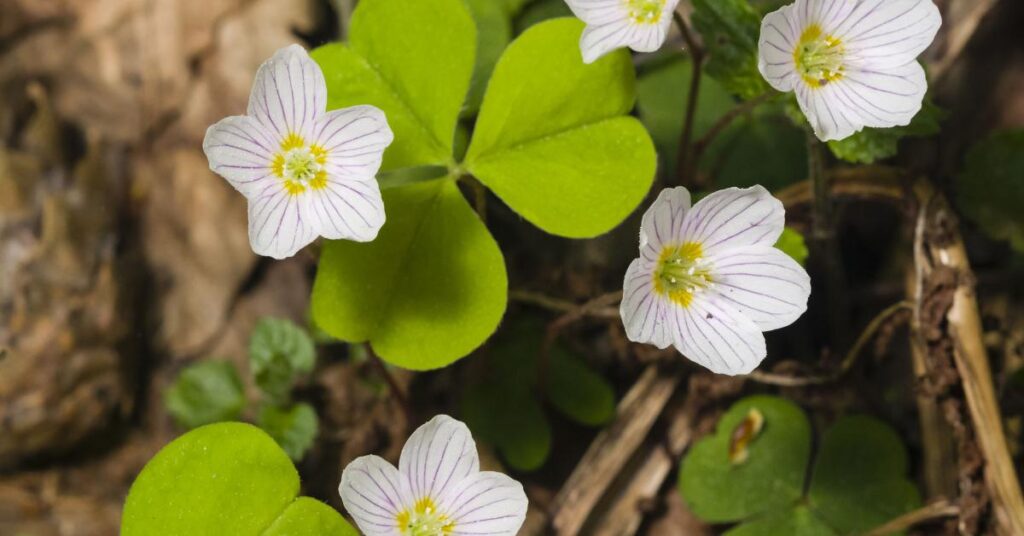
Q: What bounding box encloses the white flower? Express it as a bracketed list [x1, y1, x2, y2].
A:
[758, 0, 941, 141]
[620, 186, 811, 376]
[339, 415, 528, 536]
[565, 0, 681, 64]
[203, 45, 393, 259]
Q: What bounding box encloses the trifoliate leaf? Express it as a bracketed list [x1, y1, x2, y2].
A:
[691, 0, 770, 100]
[465, 0, 512, 115]
[637, 54, 736, 177]
[546, 348, 616, 426]
[679, 395, 811, 522]
[311, 0, 476, 170]
[808, 416, 921, 534]
[257, 403, 319, 462]
[956, 129, 1024, 252]
[725, 506, 837, 536]
[311, 178, 507, 370]
[465, 18, 656, 238]
[775, 227, 809, 265]
[827, 100, 944, 164]
[250, 318, 316, 405]
[462, 379, 551, 471]
[122, 423, 355, 535]
[163, 360, 245, 430]
[514, 0, 572, 33]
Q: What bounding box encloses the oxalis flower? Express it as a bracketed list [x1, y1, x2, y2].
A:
[620, 186, 811, 376]
[339, 415, 528, 536]
[203, 45, 393, 259]
[564, 0, 681, 64]
[758, 0, 941, 141]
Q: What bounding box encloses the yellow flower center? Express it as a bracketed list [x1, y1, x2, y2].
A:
[270, 132, 328, 195]
[396, 498, 455, 536]
[653, 242, 713, 308]
[794, 25, 845, 88]
[625, 0, 665, 24]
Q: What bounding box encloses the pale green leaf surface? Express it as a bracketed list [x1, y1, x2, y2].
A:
[514, 0, 572, 33]
[956, 129, 1024, 252]
[311, 0, 476, 170]
[163, 360, 245, 430]
[465, 0, 512, 115]
[679, 395, 811, 523]
[257, 403, 319, 461]
[262, 498, 358, 536]
[250, 318, 315, 404]
[808, 416, 920, 534]
[122, 423, 353, 535]
[466, 18, 654, 238]
[311, 178, 507, 370]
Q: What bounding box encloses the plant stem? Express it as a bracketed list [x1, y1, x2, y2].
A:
[673, 10, 704, 187]
[364, 343, 413, 424]
[693, 91, 774, 159]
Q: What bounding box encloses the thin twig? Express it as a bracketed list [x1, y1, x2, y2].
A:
[745, 301, 912, 387]
[538, 290, 624, 392]
[865, 499, 960, 536]
[693, 92, 774, 159]
[672, 10, 704, 187]
[510, 289, 619, 319]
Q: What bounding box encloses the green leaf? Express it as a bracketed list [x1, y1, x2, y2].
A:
[163, 360, 245, 430]
[311, 178, 507, 370]
[465, 18, 656, 238]
[462, 378, 551, 471]
[250, 318, 316, 404]
[956, 129, 1024, 252]
[504, 0, 533, 16]
[691, 0, 770, 100]
[636, 54, 736, 178]
[257, 403, 319, 462]
[311, 0, 476, 170]
[678, 395, 811, 523]
[122, 423, 354, 535]
[827, 100, 944, 164]
[808, 416, 921, 534]
[465, 0, 513, 115]
[725, 506, 837, 536]
[702, 107, 806, 191]
[262, 497, 358, 536]
[546, 347, 616, 426]
[775, 227, 809, 265]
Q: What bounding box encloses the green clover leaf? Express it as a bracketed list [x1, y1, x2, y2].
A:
[257, 403, 319, 462]
[122, 423, 355, 536]
[956, 129, 1024, 252]
[250, 318, 316, 405]
[164, 360, 245, 430]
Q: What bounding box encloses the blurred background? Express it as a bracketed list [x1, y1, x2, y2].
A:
[1, 0, 1024, 534]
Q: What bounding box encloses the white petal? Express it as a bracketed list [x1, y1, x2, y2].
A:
[339, 455, 412, 536]
[564, 0, 625, 25]
[708, 246, 811, 331]
[399, 415, 480, 503]
[247, 185, 318, 259]
[202, 115, 278, 197]
[440, 472, 528, 536]
[835, 61, 927, 128]
[679, 186, 785, 255]
[579, 19, 634, 64]
[621, 258, 673, 349]
[834, 0, 941, 69]
[639, 186, 691, 251]
[314, 105, 394, 182]
[247, 44, 326, 140]
[308, 178, 386, 242]
[757, 4, 801, 92]
[671, 297, 767, 375]
[795, 82, 860, 141]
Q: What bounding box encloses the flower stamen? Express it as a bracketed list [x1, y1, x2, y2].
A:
[625, 0, 665, 24]
[654, 242, 713, 307]
[270, 134, 329, 195]
[396, 497, 455, 536]
[794, 25, 844, 88]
